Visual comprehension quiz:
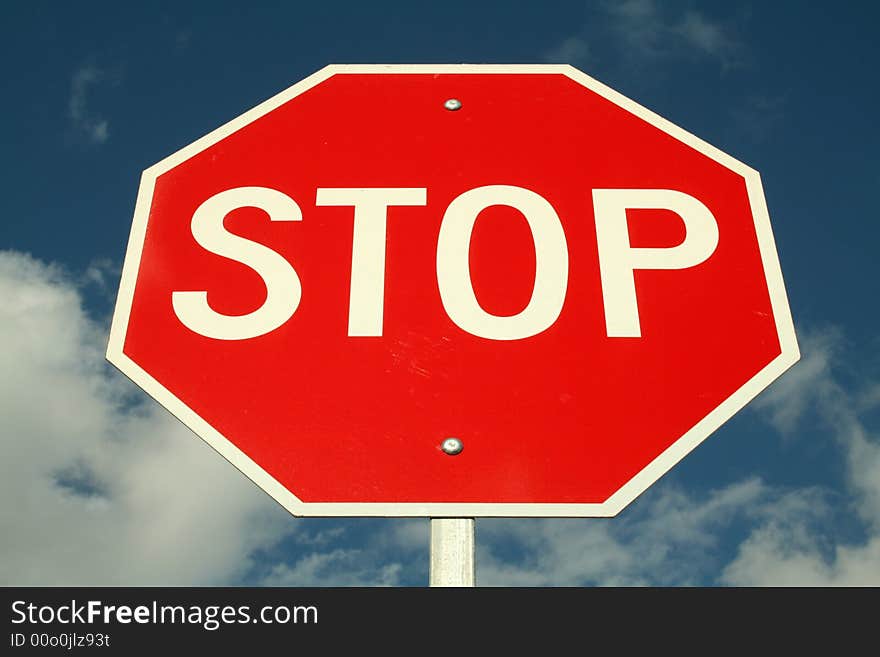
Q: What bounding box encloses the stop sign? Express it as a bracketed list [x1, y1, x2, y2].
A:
[107, 65, 798, 517]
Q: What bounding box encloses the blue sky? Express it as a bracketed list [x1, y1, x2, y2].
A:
[1, 1, 878, 585]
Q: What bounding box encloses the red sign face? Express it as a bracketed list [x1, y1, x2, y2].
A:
[107, 65, 798, 516]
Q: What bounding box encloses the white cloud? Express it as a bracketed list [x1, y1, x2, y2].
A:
[752, 328, 839, 435]
[545, 1, 744, 70]
[543, 36, 592, 66]
[262, 549, 404, 587]
[260, 519, 427, 586]
[607, 0, 742, 64]
[753, 328, 880, 526]
[604, 0, 665, 57]
[81, 256, 119, 293]
[478, 479, 774, 586]
[0, 250, 294, 585]
[721, 516, 880, 586]
[716, 328, 880, 585]
[675, 11, 739, 59]
[68, 65, 112, 144]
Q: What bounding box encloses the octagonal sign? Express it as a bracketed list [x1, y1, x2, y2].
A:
[107, 65, 799, 517]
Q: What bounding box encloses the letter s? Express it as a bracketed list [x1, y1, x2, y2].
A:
[172, 187, 302, 340]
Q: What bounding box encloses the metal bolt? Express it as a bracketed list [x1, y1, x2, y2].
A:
[444, 98, 462, 111]
[441, 437, 463, 455]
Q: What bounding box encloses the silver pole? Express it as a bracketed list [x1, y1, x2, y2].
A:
[429, 518, 475, 587]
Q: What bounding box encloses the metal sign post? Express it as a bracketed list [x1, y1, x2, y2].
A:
[429, 518, 475, 587]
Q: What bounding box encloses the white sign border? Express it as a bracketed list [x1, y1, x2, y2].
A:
[106, 64, 800, 517]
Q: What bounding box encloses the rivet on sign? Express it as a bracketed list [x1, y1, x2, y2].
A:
[441, 437, 463, 455]
[444, 98, 462, 111]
